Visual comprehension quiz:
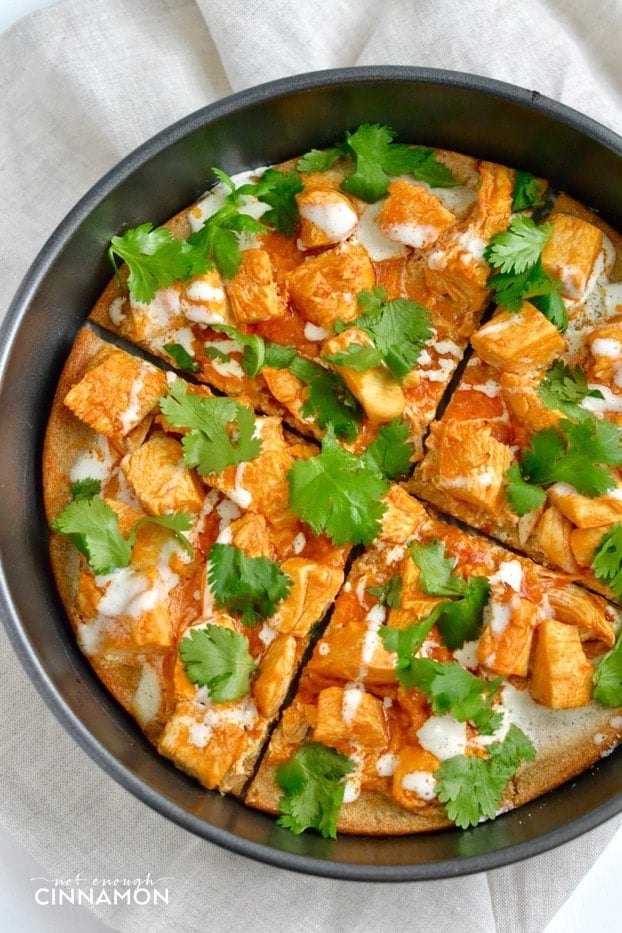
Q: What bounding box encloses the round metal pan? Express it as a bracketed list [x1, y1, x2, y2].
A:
[1, 66, 620, 881]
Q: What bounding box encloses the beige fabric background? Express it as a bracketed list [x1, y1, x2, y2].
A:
[0, 1, 621, 930]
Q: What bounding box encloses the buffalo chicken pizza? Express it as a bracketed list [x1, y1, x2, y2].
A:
[43, 124, 622, 837]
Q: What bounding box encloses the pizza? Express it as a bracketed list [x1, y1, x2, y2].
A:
[43, 123, 622, 838]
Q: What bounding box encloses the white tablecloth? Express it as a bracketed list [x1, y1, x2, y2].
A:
[1, 2, 621, 931]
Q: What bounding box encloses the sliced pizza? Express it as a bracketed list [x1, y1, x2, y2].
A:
[247, 489, 622, 834]
[43, 328, 349, 793]
[90, 126, 524, 460]
[410, 193, 622, 601]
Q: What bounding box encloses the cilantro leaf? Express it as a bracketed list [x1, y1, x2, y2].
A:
[592, 630, 622, 707]
[159, 380, 261, 476]
[127, 512, 194, 559]
[264, 340, 298, 370]
[511, 171, 546, 211]
[52, 497, 132, 575]
[410, 539, 466, 597]
[591, 523, 622, 601]
[405, 658, 503, 734]
[505, 463, 547, 517]
[297, 146, 345, 174]
[433, 578, 492, 651]
[108, 223, 209, 303]
[276, 742, 354, 838]
[52, 498, 193, 574]
[287, 428, 388, 545]
[537, 361, 603, 421]
[435, 724, 535, 828]
[204, 345, 231, 364]
[207, 543, 292, 625]
[530, 287, 568, 332]
[485, 217, 553, 275]
[367, 575, 403, 609]
[163, 342, 200, 372]
[288, 356, 362, 441]
[381, 144, 459, 188]
[489, 260, 562, 315]
[340, 123, 396, 202]
[347, 287, 433, 383]
[362, 418, 415, 479]
[179, 624, 257, 702]
[519, 417, 622, 497]
[238, 168, 303, 237]
[322, 343, 384, 372]
[70, 478, 101, 501]
[339, 124, 457, 202]
[380, 617, 437, 673]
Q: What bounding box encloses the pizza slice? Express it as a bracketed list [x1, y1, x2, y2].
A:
[89, 125, 524, 461]
[43, 328, 349, 793]
[246, 488, 622, 835]
[410, 193, 622, 602]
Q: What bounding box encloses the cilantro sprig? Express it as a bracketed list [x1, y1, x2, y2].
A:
[163, 342, 200, 372]
[210, 325, 362, 441]
[592, 629, 622, 707]
[409, 540, 491, 649]
[108, 165, 302, 302]
[366, 574, 403, 609]
[507, 416, 622, 515]
[159, 379, 261, 476]
[276, 742, 354, 838]
[591, 524, 622, 601]
[537, 361, 603, 421]
[435, 724, 535, 829]
[511, 171, 546, 212]
[287, 428, 389, 546]
[296, 124, 457, 203]
[408, 659, 503, 734]
[179, 624, 257, 702]
[485, 217, 566, 330]
[108, 223, 209, 305]
[52, 494, 193, 575]
[337, 287, 433, 383]
[207, 543, 292, 626]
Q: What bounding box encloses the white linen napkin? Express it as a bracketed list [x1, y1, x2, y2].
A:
[0, 1, 620, 931]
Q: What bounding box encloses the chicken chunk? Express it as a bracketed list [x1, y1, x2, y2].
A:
[158, 696, 252, 789]
[227, 248, 286, 323]
[270, 558, 344, 636]
[530, 620, 594, 709]
[478, 593, 539, 677]
[309, 621, 396, 685]
[532, 505, 579, 573]
[470, 302, 565, 374]
[547, 586, 615, 647]
[379, 180, 455, 249]
[122, 433, 204, 515]
[435, 420, 513, 513]
[380, 485, 428, 543]
[287, 241, 375, 329]
[313, 685, 388, 749]
[180, 269, 233, 327]
[64, 350, 167, 441]
[548, 483, 622, 528]
[253, 634, 297, 719]
[296, 187, 359, 249]
[391, 744, 440, 812]
[541, 213, 603, 300]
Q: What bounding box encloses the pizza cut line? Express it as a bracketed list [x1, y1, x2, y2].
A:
[43, 124, 622, 838]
